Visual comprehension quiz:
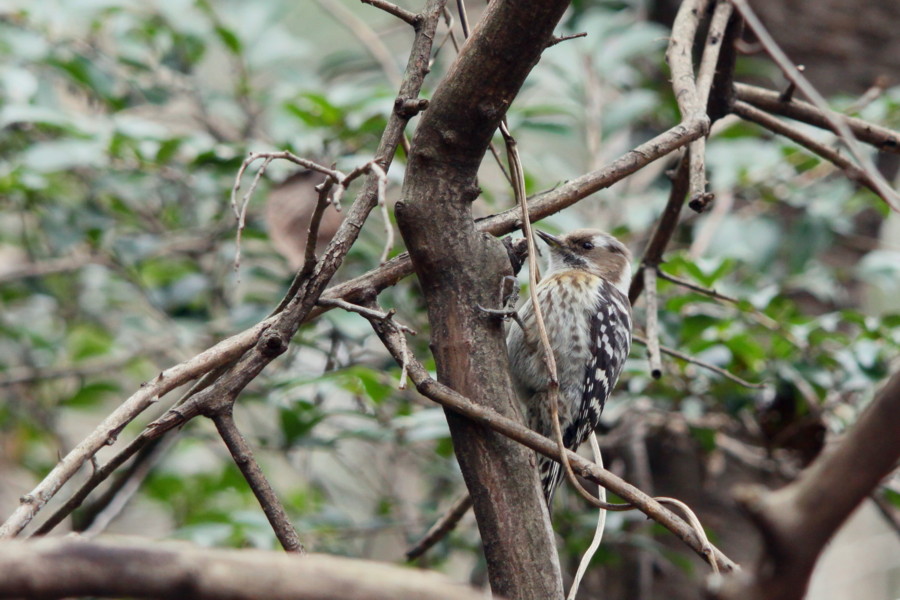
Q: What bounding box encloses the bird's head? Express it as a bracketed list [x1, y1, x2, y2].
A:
[536, 228, 632, 295]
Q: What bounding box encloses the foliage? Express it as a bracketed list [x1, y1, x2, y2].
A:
[1, 0, 898, 585]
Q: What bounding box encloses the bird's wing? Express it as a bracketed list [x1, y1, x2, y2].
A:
[565, 282, 632, 450]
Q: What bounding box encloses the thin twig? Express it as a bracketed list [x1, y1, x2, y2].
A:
[733, 83, 900, 153]
[370, 162, 394, 264]
[316, 297, 417, 335]
[317, 0, 402, 88]
[729, 0, 900, 211]
[34, 362, 234, 536]
[488, 141, 513, 185]
[633, 333, 766, 389]
[0, 251, 108, 285]
[303, 179, 336, 278]
[656, 269, 739, 303]
[666, 0, 710, 121]
[870, 489, 900, 539]
[733, 101, 886, 199]
[319, 297, 414, 391]
[212, 411, 305, 553]
[0, 354, 140, 387]
[233, 156, 273, 271]
[628, 156, 691, 304]
[232, 153, 343, 273]
[360, 0, 420, 26]
[405, 494, 474, 560]
[455, 0, 470, 38]
[547, 32, 587, 48]
[80, 436, 170, 537]
[656, 496, 719, 575]
[317, 0, 414, 152]
[643, 267, 664, 379]
[843, 76, 889, 115]
[0, 320, 273, 539]
[34, 435, 158, 536]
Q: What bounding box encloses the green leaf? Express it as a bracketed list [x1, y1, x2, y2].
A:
[214, 26, 243, 55]
[67, 325, 114, 361]
[279, 401, 326, 445]
[689, 426, 717, 453]
[65, 381, 120, 408]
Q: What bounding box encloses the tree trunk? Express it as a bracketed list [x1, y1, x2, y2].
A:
[395, 1, 573, 598]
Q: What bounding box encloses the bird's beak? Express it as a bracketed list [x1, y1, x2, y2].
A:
[535, 229, 563, 248]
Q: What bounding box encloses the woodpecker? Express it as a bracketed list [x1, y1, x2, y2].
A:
[507, 229, 633, 505]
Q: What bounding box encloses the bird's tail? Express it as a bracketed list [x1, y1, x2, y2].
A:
[539, 455, 563, 508]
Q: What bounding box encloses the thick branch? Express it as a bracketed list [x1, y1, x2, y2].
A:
[715, 370, 900, 600]
[0, 537, 486, 600]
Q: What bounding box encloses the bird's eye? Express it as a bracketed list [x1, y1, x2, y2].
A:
[581, 241, 595, 250]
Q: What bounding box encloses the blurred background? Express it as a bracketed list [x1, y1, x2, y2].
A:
[1, 0, 899, 597]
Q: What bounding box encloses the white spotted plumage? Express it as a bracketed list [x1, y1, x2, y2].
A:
[507, 229, 633, 506]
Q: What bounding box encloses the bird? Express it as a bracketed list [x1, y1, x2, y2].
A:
[506, 228, 633, 506]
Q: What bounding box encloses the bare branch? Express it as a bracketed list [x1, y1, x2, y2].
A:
[715, 369, 900, 600]
[307, 117, 708, 326]
[728, 0, 900, 211]
[80, 437, 169, 537]
[367, 316, 739, 572]
[734, 83, 900, 154]
[687, 0, 734, 212]
[0, 319, 273, 539]
[317, 0, 403, 88]
[733, 100, 888, 201]
[360, 0, 420, 26]
[232, 155, 274, 271]
[316, 297, 416, 335]
[0, 354, 139, 388]
[303, 178, 336, 278]
[632, 333, 766, 389]
[666, 0, 710, 121]
[212, 411, 305, 553]
[2, 0, 447, 539]
[405, 494, 473, 561]
[0, 251, 108, 285]
[628, 156, 690, 304]
[642, 267, 664, 379]
[547, 32, 587, 48]
[0, 537, 487, 600]
[656, 269, 739, 303]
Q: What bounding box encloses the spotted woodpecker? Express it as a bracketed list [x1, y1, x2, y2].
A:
[506, 229, 633, 505]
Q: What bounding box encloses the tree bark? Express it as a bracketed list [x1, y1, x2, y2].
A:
[0, 537, 487, 600]
[395, 1, 572, 598]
